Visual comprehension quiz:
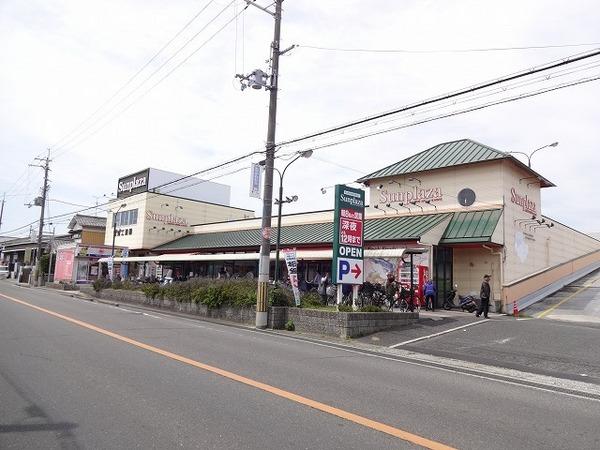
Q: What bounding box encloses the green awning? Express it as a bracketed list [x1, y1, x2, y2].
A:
[154, 209, 502, 252]
[439, 209, 502, 244]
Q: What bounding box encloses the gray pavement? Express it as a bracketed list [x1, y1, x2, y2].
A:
[2, 280, 600, 449]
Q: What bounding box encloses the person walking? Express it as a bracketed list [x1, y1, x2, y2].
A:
[476, 274, 491, 318]
[385, 272, 398, 310]
[317, 272, 329, 305]
[423, 278, 436, 311]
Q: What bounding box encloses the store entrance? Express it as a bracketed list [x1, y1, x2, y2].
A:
[433, 246, 453, 309]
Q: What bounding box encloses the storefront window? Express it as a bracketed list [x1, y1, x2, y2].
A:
[115, 209, 138, 227]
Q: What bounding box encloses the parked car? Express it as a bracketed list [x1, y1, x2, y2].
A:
[0, 265, 9, 280]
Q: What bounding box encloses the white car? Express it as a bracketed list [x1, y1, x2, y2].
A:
[0, 265, 9, 280]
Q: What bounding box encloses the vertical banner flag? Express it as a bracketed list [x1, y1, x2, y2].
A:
[332, 185, 365, 285]
[249, 163, 262, 199]
[283, 248, 301, 306]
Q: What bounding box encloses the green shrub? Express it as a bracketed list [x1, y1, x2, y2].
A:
[300, 292, 322, 308]
[269, 285, 294, 307]
[141, 283, 160, 299]
[93, 278, 112, 292]
[338, 304, 353, 312]
[111, 279, 123, 290]
[359, 305, 384, 312]
[284, 319, 295, 331]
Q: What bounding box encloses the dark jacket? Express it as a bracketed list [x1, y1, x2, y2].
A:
[480, 280, 491, 300]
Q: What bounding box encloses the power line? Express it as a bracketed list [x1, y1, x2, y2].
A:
[280, 59, 600, 149]
[299, 42, 600, 54]
[280, 73, 600, 158]
[51, 0, 237, 157]
[1, 146, 263, 235]
[48, 0, 218, 152]
[52, 2, 248, 160]
[275, 48, 600, 148]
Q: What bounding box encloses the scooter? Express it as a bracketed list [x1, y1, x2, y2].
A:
[442, 288, 478, 312]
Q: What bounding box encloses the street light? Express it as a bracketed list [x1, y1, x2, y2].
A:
[260, 149, 313, 283]
[111, 203, 127, 280]
[508, 142, 558, 168]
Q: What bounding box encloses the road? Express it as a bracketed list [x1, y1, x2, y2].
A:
[1, 281, 600, 449]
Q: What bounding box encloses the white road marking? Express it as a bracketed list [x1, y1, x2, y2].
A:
[389, 319, 490, 348]
[495, 337, 513, 344]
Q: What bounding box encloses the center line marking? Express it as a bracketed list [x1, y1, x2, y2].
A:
[0, 292, 455, 450]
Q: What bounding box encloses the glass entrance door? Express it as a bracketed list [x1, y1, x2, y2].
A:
[433, 246, 453, 308]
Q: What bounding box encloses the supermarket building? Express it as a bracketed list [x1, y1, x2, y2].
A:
[105, 140, 600, 312]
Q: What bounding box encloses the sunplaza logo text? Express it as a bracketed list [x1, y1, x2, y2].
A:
[340, 190, 364, 208]
[118, 176, 147, 193]
[145, 210, 188, 227]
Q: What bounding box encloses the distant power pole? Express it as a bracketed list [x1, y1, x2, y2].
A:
[0, 192, 5, 230]
[30, 149, 51, 285]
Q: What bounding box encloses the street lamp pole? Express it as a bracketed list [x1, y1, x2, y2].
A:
[509, 142, 559, 167]
[273, 150, 312, 283]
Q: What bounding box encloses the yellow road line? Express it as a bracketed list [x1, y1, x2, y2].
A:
[537, 276, 600, 319]
[0, 292, 455, 450]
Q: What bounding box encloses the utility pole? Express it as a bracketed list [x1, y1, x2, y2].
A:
[30, 149, 51, 286]
[255, 0, 282, 329]
[0, 192, 5, 230]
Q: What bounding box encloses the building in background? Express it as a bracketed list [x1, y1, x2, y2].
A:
[54, 215, 120, 284]
[103, 168, 255, 279]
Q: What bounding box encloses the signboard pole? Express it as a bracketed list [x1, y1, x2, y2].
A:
[332, 184, 365, 309]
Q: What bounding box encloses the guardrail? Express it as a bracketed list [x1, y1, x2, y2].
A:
[502, 250, 600, 311]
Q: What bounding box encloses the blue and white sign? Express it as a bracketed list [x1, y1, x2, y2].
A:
[249, 163, 262, 199]
[336, 257, 363, 284]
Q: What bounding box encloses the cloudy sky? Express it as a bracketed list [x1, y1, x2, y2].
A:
[1, 0, 599, 237]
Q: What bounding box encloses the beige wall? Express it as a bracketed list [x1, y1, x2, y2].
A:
[193, 210, 334, 234]
[105, 193, 254, 250]
[503, 250, 600, 304]
[453, 247, 502, 301]
[368, 160, 504, 216]
[501, 159, 600, 283]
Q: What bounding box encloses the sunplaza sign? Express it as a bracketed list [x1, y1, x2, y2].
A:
[376, 185, 443, 206]
[117, 169, 149, 198]
[145, 210, 189, 227]
[332, 185, 365, 285]
[510, 187, 537, 215]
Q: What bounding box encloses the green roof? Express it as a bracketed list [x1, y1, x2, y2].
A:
[439, 209, 502, 244]
[357, 139, 554, 187]
[154, 210, 501, 252]
[358, 139, 505, 182]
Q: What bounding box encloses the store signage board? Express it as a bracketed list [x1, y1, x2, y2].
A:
[332, 185, 365, 285]
[117, 169, 150, 199]
[283, 248, 301, 306]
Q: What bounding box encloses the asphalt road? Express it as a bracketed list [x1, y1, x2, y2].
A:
[2, 281, 600, 450]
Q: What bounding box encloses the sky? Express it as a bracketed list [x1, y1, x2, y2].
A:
[1, 0, 599, 237]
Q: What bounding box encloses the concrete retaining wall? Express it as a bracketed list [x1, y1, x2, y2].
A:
[270, 306, 418, 338]
[87, 288, 418, 338]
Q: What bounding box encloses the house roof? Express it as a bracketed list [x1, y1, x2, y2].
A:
[154, 209, 502, 252]
[357, 139, 555, 188]
[68, 215, 106, 230]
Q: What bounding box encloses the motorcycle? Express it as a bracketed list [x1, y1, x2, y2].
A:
[442, 288, 478, 312]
